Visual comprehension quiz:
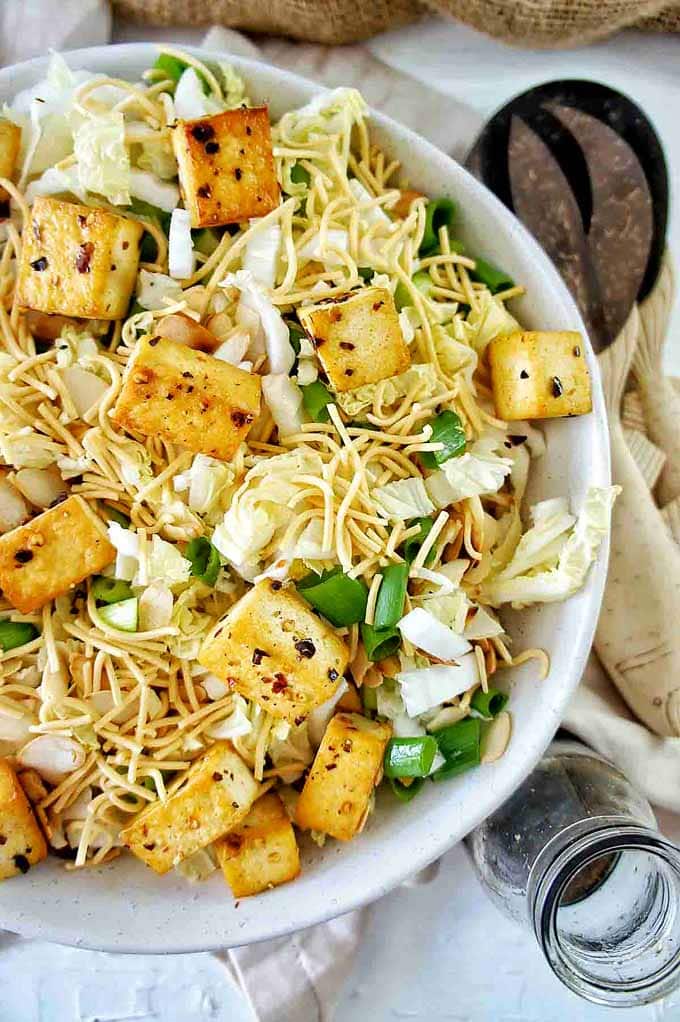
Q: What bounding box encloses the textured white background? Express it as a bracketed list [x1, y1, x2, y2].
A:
[2, 15, 680, 1022]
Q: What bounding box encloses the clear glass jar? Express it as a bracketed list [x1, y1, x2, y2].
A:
[466, 739, 680, 1006]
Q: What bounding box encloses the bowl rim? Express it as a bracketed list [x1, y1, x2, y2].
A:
[0, 42, 611, 953]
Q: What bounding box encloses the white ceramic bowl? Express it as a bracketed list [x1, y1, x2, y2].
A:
[0, 44, 610, 953]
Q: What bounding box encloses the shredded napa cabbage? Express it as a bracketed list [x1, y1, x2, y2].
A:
[374, 477, 435, 521]
[73, 111, 130, 206]
[107, 523, 191, 588]
[482, 485, 620, 607]
[397, 654, 480, 717]
[335, 363, 439, 416]
[426, 442, 513, 508]
[136, 270, 184, 310]
[467, 289, 520, 353]
[278, 87, 367, 152]
[242, 222, 281, 288]
[212, 449, 324, 572]
[222, 270, 294, 373]
[173, 453, 236, 518]
[262, 374, 305, 438]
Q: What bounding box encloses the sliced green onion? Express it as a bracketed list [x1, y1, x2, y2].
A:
[287, 322, 305, 358]
[153, 53, 189, 84]
[384, 736, 437, 779]
[361, 622, 400, 662]
[298, 569, 368, 627]
[394, 270, 433, 311]
[401, 517, 435, 566]
[362, 686, 378, 712]
[193, 228, 221, 257]
[186, 537, 221, 586]
[99, 597, 139, 633]
[419, 410, 466, 470]
[471, 687, 509, 719]
[91, 576, 134, 605]
[357, 266, 374, 283]
[419, 198, 456, 256]
[471, 257, 514, 295]
[431, 718, 481, 781]
[388, 775, 425, 802]
[102, 504, 130, 529]
[153, 53, 210, 93]
[301, 380, 332, 423]
[373, 563, 409, 631]
[290, 162, 311, 187]
[0, 621, 39, 652]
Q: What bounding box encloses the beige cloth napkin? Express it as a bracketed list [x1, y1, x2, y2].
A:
[2, 6, 680, 1020]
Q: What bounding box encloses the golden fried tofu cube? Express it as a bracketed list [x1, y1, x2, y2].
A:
[295, 713, 391, 841]
[0, 495, 114, 614]
[120, 741, 261, 875]
[489, 330, 592, 421]
[299, 287, 410, 393]
[172, 108, 280, 228]
[111, 336, 261, 461]
[0, 120, 21, 203]
[0, 759, 47, 880]
[16, 197, 144, 320]
[198, 580, 348, 724]
[215, 792, 300, 897]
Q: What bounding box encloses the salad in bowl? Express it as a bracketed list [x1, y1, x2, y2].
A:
[0, 47, 616, 899]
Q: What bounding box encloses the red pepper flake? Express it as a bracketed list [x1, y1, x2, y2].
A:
[205, 141, 220, 154]
[372, 301, 384, 311]
[328, 668, 338, 681]
[551, 376, 564, 397]
[272, 673, 288, 693]
[339, 341, 355, 351]
[75, 242, 94, 274]
[252, 648, 269, 666]
[246, 125, 252, 136]
[573, 346, 581, 357]
[30, 257, 48, 272]
[325, 763, 338, 771]
[197, 184, 212, 199]
[344, 368, 354, 376]
[212, 772, 223, 782]
[14, 549, 33, 564]
[234, 168, 243, 181]
[519, 369, 529, 380]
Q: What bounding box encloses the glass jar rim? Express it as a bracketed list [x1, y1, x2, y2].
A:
[530, 821, 680, 1007]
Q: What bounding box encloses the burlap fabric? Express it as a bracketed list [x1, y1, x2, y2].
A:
[112, 0, 680, 46]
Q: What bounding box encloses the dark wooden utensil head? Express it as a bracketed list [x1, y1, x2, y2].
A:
[467, 81, 668, 351]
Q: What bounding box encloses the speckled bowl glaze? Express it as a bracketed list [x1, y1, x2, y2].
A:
[0, 44, 610, 953]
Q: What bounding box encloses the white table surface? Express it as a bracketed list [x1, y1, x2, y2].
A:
[3, 16, 680, 1022]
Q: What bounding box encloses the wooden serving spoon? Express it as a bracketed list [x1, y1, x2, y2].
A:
[468, 83, 680, 738]
[466, 80, 667, 349]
